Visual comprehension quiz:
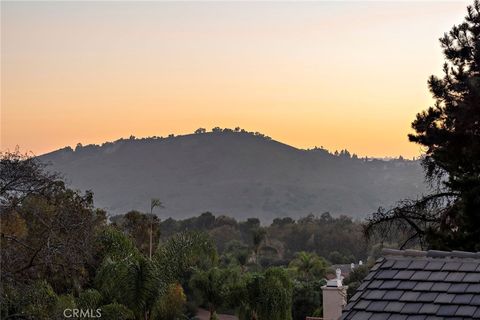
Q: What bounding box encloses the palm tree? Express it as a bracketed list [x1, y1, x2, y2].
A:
[95, 228, 217, 320]
[288, 251, 328, 281]
[95, 228, 157, 319]
[149, 199, 163, 259]
[236, 250, 250, 272]
[252, 228, 266, 264]
[235, 268, 293, 320]
[190, 267, 239, 320]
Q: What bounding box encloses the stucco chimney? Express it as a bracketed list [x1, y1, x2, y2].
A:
[321, 268, 348, 320]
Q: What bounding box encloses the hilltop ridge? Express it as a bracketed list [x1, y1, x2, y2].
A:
[39, 129, 426, 221]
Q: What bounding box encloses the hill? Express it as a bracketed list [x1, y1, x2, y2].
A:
[38, 130, 427, 221]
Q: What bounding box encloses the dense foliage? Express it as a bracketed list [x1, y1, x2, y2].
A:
[115, 211, 368, 267]
[4, 2, 479, 319]
[41, 126, 424, 221]
[1, 150, 373, 320]
[366, 1, 480, 251]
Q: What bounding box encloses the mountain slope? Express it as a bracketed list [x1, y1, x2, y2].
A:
[39, 132, 427, 221]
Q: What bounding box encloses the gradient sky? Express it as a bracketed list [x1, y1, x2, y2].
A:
[1, 1, 471, 158]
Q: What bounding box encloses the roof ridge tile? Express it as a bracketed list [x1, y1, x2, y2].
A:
[381, 248, 480, 260]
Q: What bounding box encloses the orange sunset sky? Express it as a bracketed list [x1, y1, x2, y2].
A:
[1, 1, 471, 158]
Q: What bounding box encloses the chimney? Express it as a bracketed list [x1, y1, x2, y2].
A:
[321, 268, 348, 320]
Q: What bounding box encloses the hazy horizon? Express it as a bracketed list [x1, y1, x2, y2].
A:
[1, 1, 471, 158]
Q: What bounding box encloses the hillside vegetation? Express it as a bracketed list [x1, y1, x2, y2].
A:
[39, 129, 426, 220]
[0, 151, 378, 320]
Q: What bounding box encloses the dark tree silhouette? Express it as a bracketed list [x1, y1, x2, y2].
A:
[0, 149, 60, 207]
[366, 1, 480, 251]
[1, 150, 107, 292]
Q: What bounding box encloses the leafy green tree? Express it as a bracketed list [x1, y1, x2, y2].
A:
[151, 283, 187, 320]
[344, 265, 369, 299]
[220, 240, 250, 272]
[100, 303, 135, 320]
[288, 252, 329, 281]
[22, 280, 59, 320]
[235, 267, 293, 320]
[159, 213, 367, 267]
[190, 267, 239, 320]
[1, 152, 106, 293]
[95, 228, 156, 318]
[291, 280, 325, 320]
[112, 210, 161, 256]
[252, 228, 266, 264]
[0, 149, 60, 206]
[197, 212, 216, 229]
[76, 289, 103, 310]
[76, 287, 135, 320]
[366, 1, 480, 251]
[236, 251, 250, 271]
[272, 217, 294, 227]
[239, 218, 260, 243]
[95, 229, 216, 320]
[1, 280, 78, 320]
[53, 294, 77, 319]
[327, 251, 355, 265]
[257, 268, 292, 320]
[154, 231, 218, 283]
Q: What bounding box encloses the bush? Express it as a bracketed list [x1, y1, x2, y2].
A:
[100, 303, 134, 320]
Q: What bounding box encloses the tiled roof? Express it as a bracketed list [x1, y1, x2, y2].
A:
[341, 249, 480, 320]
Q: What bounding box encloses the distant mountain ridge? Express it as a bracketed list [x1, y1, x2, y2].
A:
[39, 130, 427, 221]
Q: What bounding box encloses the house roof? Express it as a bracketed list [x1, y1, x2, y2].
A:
[341, 249, 480, 320]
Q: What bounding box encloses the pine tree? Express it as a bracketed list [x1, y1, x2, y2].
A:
[366, 1, 480, 251]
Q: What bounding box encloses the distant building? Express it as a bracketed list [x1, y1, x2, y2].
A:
[340, 249, 480, 320]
